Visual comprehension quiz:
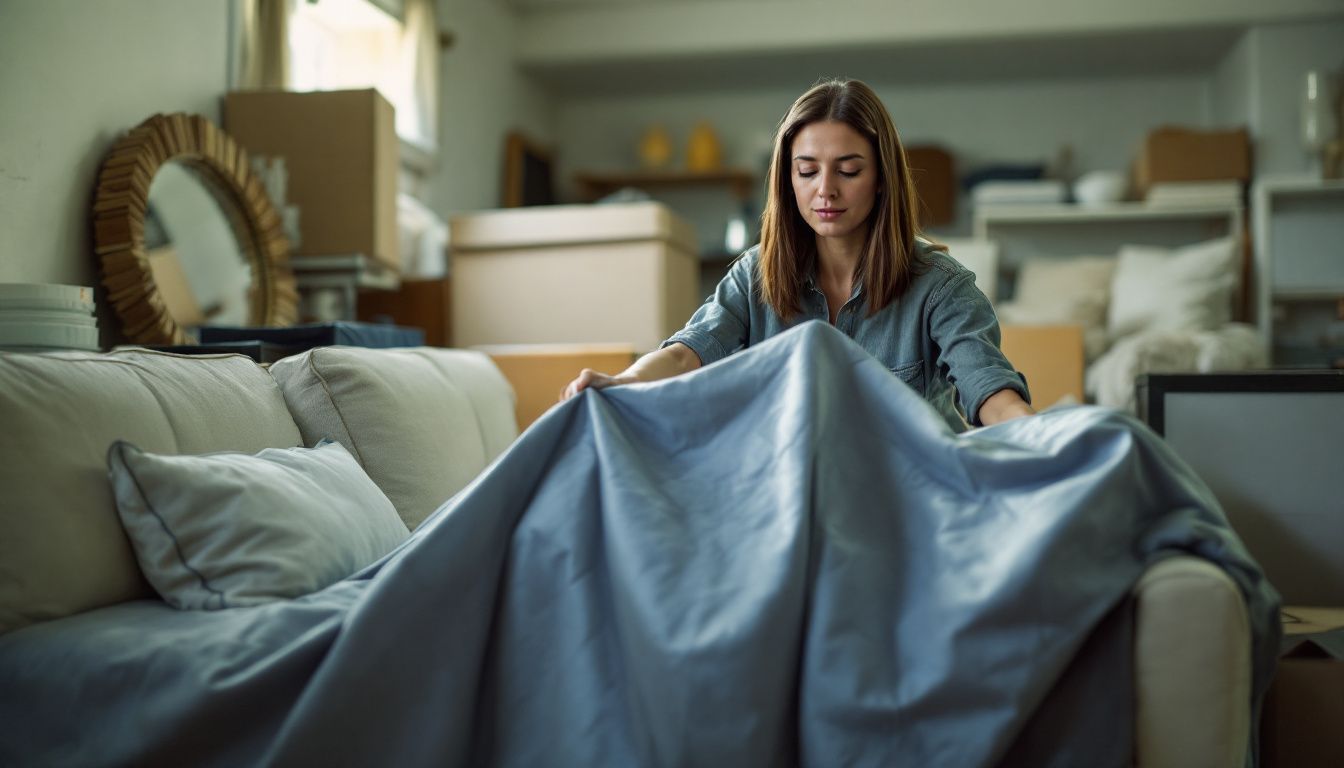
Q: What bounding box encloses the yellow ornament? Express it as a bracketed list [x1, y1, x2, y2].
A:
[638, 124, 674, 170]
[686, 121, 724, 172]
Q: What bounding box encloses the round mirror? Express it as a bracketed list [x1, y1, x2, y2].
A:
[93, 113, 297, 345]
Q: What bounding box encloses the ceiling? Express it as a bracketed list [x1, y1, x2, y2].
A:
[519, 25, 1246, 98]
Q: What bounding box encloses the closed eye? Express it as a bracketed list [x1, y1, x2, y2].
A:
[796, 170, 862, 178]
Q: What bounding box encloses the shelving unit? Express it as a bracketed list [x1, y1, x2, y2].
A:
[574, 168, 756, 202]
[1253, 176, 1344, 367]
[973, 202, 1245, 305]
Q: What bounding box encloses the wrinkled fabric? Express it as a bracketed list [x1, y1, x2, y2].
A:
[0, 322, 1279, 768]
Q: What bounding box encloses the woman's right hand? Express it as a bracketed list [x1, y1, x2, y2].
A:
[560, 369, 639, 402]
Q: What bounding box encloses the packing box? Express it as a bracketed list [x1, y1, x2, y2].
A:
[998, 324, 1084, 409]
[224, 89, 399, 272]
[449, 202, 700, 353]
[475, 343, 638, 430]
[1260, 607, 1344, 768]
[1134, 126, 1251, 197]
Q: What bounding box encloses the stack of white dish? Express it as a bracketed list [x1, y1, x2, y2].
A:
[0, 284, 100, 352]
[971, 180, 1067, 206]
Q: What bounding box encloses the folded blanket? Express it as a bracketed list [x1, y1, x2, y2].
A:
[0, 321, 1279, 767]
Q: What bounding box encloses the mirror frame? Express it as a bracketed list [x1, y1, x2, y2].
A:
[93, 112, 298, 345]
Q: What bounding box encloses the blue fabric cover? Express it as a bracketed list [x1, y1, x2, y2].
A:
[0, 322, 1279, 767]
[198, 321, 424, 350]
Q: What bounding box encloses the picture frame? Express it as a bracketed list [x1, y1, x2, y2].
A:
[501, 131, 555, 207]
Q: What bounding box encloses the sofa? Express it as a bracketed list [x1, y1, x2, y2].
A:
[0, 345, 1254, 765]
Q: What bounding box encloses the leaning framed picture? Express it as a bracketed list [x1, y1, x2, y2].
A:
[501, 132, 555, 207]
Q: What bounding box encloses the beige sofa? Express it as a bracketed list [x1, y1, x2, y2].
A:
[0, 346, 1252, 765]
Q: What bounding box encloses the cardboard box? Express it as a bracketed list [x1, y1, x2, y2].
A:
[450, 202, 700, 353]
[998, 324, 1084, 409]
[474, 343, 638, 430]
[358, 278, 451, 347]
[1260, 607, 1344, 768]
[1134, 126, 1251, 196]
[224, 89, 399, 271]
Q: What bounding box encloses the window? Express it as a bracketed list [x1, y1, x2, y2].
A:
[287, 0, 439, 155]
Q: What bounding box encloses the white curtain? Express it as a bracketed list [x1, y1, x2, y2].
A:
[395, 0, 440, 150]
[237, 0, 291, 90]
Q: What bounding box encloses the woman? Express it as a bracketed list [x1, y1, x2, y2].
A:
[563, 78, 1033, 430]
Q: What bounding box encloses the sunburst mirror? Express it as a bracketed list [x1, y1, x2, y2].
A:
[93, 112, 298, 345]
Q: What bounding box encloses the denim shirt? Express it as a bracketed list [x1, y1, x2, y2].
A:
[662, 241, 1029, 432]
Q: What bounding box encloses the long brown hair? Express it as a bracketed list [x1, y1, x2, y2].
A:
[758, 78, 930, 320]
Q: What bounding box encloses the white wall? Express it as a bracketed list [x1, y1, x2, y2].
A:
[430, 0, 554, 214]
[1210, 29, 1257, 130]
[1242, 20, 1344, 176]
[0, 0, 229, 287]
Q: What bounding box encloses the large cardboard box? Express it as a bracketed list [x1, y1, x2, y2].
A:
[1261, 607, 1344, 768]
[475, 343, 638, 430]
[450, 202, 700, 353]
[1134, 126, 1251, 197]
[998, 324, 1084, 409]
[224, 89, 399, 271]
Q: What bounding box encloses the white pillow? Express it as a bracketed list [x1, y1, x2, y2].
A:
[1107, 237, 1238, 340]
[108, 439, 410, 610]
[995, 255, 1116, 360]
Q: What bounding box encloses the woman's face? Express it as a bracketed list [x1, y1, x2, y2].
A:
[789, 119, 878, 246]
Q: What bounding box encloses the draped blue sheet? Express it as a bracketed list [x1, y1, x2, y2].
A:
[0, 322, 1280, 767]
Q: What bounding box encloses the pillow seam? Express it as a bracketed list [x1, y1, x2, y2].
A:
[111, 443, 230, 610]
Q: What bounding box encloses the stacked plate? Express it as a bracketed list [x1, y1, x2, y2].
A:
[0, 283, 100, 352]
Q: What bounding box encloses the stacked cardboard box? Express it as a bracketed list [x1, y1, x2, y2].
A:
[224, 89, 400, 272]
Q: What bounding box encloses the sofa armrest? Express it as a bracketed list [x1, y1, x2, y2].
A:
[1133, 555, 1251, 768]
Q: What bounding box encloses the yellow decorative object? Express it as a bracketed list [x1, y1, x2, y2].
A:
[686, 121, 724, 172]
[638, 124, 674, 170]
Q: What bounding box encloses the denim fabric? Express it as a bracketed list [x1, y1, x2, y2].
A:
[663, 241, 1029, 430]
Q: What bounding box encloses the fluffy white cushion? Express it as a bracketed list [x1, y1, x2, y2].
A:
[0, 349, 303, 635]
[1107, 237, 1238, 340]
[995, 255, 1116, 360]
[1085, 323, 1267, 411]
[108, 440, 409, 610]
[269, 347, 518, 530]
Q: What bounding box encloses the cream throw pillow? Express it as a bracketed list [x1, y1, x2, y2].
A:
[995, 255, 1116, 360]
[108, 440, 409, 610]
[1107, 237, 1238, 340]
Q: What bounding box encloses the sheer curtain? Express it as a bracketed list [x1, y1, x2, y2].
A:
[395, 0, 439, 151]
[237, 0, 291, 90]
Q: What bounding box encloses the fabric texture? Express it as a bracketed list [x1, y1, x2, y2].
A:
[0, 349, 302, 635]
[663, 241, 1029, 430]
[108, 440, 409, 610]
[1085, 323, 1267, 410]
[269, 346, 518, 530]
[995, 255, 1116, 361]
[1107, 237, 1238, 340]
[0, 323, 1279, 768]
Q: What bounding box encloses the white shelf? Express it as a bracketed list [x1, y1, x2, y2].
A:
[1253, 177, 1344, 365]
[974, 202, 1242, 235]
[973, 201, 1244, 305]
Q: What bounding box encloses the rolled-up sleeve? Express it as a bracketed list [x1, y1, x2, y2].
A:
[661, 256, 752, 366]
[927, 271, 1031, 425]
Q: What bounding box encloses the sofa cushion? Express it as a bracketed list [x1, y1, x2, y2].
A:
[0, 349, 303, 635]
[268, 347, 518, 530]
[108, 439, 409, 609]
